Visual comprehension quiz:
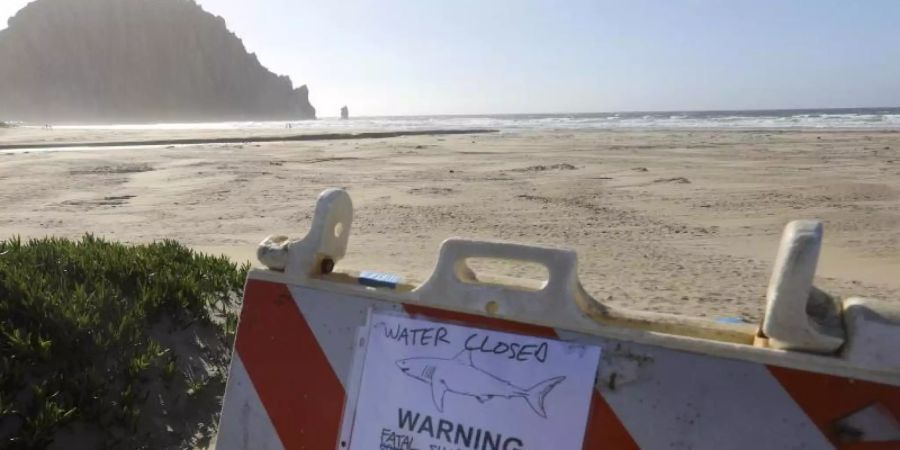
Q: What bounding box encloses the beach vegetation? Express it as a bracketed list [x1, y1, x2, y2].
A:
[0, 235, 248, 449]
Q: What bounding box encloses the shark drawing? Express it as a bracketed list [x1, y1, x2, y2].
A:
[395, 350, 566, 418]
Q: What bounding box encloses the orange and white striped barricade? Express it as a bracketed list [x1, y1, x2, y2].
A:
[216, 189, 900, 450]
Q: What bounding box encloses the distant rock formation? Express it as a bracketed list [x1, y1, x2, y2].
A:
[341, 105, 349, 120]
[0, 0, 316, 123]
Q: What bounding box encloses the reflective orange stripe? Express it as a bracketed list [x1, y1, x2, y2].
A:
[236, 280, 346, 449]
[768, 365, 900, 449]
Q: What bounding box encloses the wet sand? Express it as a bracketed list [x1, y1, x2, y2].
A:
[0, 128, 496, 150]
[1, 127, 898, 320]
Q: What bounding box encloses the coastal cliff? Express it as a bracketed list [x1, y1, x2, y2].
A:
[0, 0, 316, 123]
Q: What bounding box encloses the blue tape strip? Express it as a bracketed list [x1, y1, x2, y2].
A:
[716, 317, 749, 324]
[358, 271, 402, 289]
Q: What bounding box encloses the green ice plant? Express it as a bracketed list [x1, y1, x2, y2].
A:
[0, 235, 249, 449]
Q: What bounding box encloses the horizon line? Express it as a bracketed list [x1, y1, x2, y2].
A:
[335, 105, 900, 120]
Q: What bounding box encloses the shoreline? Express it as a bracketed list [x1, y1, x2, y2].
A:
[0, 128, 498, 151]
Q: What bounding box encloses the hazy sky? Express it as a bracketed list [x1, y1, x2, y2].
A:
[3, 0, 900, 116]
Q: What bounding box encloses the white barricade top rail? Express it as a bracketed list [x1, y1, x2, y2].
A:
[217, 188, 900, 450]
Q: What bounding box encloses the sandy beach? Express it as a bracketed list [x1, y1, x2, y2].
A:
[1, 127, 898, 321]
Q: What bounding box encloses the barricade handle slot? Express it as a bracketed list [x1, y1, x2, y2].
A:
[413, 238, 592, 329]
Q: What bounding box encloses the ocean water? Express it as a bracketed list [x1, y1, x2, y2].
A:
[44, 107, 900, 132]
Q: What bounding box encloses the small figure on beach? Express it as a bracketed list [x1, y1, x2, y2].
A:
[341, 105, 349, 120]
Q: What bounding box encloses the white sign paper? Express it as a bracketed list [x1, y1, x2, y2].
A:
[347, 312, 601, 450]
